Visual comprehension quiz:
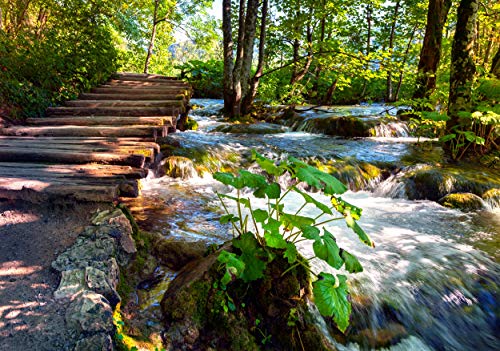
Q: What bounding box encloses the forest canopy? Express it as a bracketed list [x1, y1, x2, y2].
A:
[0, 0, 498, 158]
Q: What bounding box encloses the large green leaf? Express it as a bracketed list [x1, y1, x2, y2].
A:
[219, 193, 250, 208]
[312, 273, 351, 332]
[252, 209, 268, 223]
[301, 225, 321, 241]
[233, 233, 267, 282]
[264, 231, 287, 249]
[217, 250, 245, 286]
[312, 229, 343, 269]
[341, 250, 363, 273]
[293, 187, 333, 215]
[344, 214, 374, 248]
[331, 196, 362, 220]
[251, 150, 284, 176]
[284, 242, 298, 264]
[263, 217, 281, 233]
[265, 182, 281, 199]
[289, 157, 347, 195]
[281, 213, 314, 230]
[238, 170, 268, 189]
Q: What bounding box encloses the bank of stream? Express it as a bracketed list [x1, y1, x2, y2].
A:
[124, 99, 499, 350]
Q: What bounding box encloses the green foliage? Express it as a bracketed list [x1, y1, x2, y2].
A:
[214, 150, 373, 332]
[176, 59, 224, 98]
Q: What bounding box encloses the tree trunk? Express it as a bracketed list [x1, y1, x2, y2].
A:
[394, 25, 418, 101]
[413, 0, 452, 99]
[447, 0, 478, 132]
[323, 79, 338, 105]
[386, 0, 400, 102]
[490, 48, 500, 78]
[360, 4, 372, 99]
[222, 0, 234, 114]
[231, 0, 247, 117]
[241, 0, 268, 115]
[144, 0, 160, 74]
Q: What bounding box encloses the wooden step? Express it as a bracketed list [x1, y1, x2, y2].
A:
[0, 147, 146, 167]
[108, 79, 188, 86]
[64, 100, 184, 108]
[92, 87, 191, 95]
[79, 93, 185, 101]
[0, 140, 156, 160]
[26, 116, 174, 127]
[0, 180, 119, 202]
[46, 106, 182, 117]
[0, 162, 148, 179]
[115, 73, 179, 80]
[0, 125, 166, 138]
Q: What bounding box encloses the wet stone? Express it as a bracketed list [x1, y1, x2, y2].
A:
[85, 266, 121, 308]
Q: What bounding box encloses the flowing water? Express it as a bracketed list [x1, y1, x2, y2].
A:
[132, 99, 499, 350]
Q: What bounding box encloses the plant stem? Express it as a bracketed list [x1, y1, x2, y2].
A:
[217, 192, 242, 237]
[314, 217, 344, 227]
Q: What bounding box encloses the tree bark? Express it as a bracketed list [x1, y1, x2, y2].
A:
[386, 0, 400, 102]
[360, 4, 372, 98]
[490, 48, 500, 78]
[222, 0, 234, 114]
[241, 0, 268, 115]
[447, 0, 478, 131]
[394, 25, 418, 101]
[144, 0, 160, 74]
[413, 0, 452, 99]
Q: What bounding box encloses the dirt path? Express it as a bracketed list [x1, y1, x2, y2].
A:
[0, 199, 111, 350]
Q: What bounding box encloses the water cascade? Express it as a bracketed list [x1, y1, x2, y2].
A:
[132, 99, 499, 350]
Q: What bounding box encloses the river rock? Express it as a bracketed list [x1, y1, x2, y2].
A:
[213, 122, 287, 134]
[52, 236, 116, 272]
[438, 193, 486, 211]
[74, 333, 113, 351]
[152, 236, 207, 270]
[66, 291, 114, 335]
[54, 269, 86, 300]
[482, 188, 500, 208]
[351, 323, 407, 348]
[163, 156, 198, 179]
[85, 266, 121, 308]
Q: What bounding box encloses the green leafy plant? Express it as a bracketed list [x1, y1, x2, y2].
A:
[213, 150, 374, 332]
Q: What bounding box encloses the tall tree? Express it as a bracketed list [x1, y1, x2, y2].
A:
[447, 0, 478, 131]
[413, 0, 452, 99]
[222, 0, 262, 117]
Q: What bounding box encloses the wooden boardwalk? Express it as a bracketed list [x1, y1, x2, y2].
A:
[0, 73, 191, 202]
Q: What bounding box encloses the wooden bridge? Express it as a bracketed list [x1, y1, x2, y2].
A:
[0, 73, 191, 202]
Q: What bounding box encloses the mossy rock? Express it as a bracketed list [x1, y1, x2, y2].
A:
[163, 156, 198, 179]
[213, 122, 287, 134]
[297, 116, 370, 137]
[161, 245, 335, 351]
[438, 193, 486, 211]
[482, 188, 500, 208]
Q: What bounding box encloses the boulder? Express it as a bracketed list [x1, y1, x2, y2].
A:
[74, 333, 113, 351]
[54, 269, 86, 300]
[162, 156, 198, 179]
[151, 235, 207, 271]
[438, 193, 486, 211]
[161, 247, 335, 351]
[66, 291, 114, 336]
[85, 266, 121, 308]
[482, 188, 500, 208]
[212, 122, 287, 134]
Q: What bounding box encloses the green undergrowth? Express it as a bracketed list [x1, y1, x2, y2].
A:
[213, 151, 374, 333]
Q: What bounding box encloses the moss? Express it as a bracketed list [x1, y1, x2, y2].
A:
[117, 203, 140, 238]
[438, 192, 486, 211]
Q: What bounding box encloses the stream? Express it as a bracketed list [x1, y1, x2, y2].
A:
[129, 99, 499, 350]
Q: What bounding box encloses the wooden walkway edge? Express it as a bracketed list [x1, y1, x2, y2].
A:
[0, 73, 191, 202]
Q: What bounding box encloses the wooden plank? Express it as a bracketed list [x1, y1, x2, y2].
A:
[64, 100, 184, 108]
[108, 79, 188, 86]
[0, 137, 161, 154]
[0, 180, 119, 202]
[0, 125, 166, 138]
[79, 93, 185, 101]
[115, 73, 179, 80]
[26, 116, 174, 127]
[0, 162, 148, 179]
[0, 142, 156, 160]
[0, 148, 146, 167]
[46, 106, 182, 117]
[92, 87, 190, 95]
[0, 136, 157, 142]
